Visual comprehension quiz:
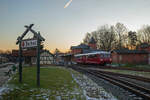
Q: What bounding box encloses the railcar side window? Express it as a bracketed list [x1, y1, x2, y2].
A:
[100, 54, 110, 58]
[103, 54, 110, 58]
[87, 55, 97, 58]
[76, 56, 82, 59]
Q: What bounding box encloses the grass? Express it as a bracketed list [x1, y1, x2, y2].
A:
[1, 66, 84, 100]
[111, 63, 150, 69]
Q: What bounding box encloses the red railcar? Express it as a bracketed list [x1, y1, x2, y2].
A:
[74, 51, 112, 65]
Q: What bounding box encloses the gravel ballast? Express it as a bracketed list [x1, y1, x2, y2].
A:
[71, 67, 144, 100]
[70, 68, 118, 100]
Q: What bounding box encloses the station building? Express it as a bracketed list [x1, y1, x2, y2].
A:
[70, 37, 97, 54]
[58, 37, 99, 64]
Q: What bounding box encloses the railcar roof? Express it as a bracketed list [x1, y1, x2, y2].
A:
[74, 51, 110, 57]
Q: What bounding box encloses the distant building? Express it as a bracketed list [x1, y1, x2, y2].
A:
[53, 52, 65, 65]
[40, 50, 54, 65]
[0, 55, 9, 63]
[12, 49, 54, 65]
[30, 50, 54, 65]
[111, 50, 149, 64]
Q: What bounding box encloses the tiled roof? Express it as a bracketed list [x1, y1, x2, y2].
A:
[41, 50, 54, 56]
[139, 43, 150, 48]
[112, 50, 148, 54]
[71, 44, 89, 49]
[89, 37, 96, 44]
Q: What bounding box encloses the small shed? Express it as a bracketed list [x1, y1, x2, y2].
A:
[111, 50, 149, 64]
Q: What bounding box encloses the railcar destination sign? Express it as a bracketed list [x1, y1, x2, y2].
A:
[21, 39, 37, 48]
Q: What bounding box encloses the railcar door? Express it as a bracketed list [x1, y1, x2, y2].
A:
[93, 54, 100, 64]
[82, 56, 86, 64]
[99, 54, 104, 65]
[103, 54, 112, 64]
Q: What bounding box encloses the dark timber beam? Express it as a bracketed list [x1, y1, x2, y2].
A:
[16, 24, 34, 44]
[24, 26, 45, 41]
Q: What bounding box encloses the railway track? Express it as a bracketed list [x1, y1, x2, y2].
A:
[79, 64, 150, 72]
[71, 66, 150, 100]
[90, 68, 150, 83]
[78, 65, 150, 83]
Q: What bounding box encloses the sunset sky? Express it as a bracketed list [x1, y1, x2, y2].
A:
[1, 0, 150, 52]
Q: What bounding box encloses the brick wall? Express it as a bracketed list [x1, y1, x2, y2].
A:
[139, 47, 150, 53]
[112, 53, 148, 64]
[71, 49, 82, 54]
[12, 50, 36, 57]
[88, 43, 97, 49]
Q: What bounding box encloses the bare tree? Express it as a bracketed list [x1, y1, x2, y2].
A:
[96, 25, 117, 51]
[54, 48, 60, 55]
[82, 22, 150, 51]
[137, 25, 150, 44]
[4, 50, 11, 54]
[114, 22, 128, 49]
[128, 31, 137, 50]
[0, 50, 4, 54]
[83, 32, 91, 45]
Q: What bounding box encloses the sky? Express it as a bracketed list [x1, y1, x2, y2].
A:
[0, 0, 150, 52]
